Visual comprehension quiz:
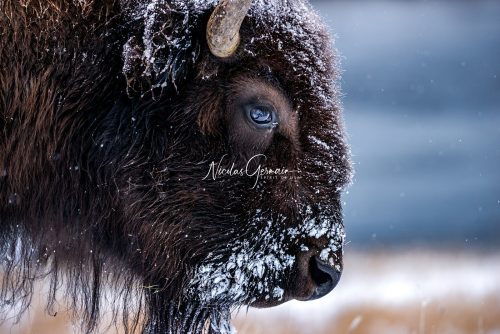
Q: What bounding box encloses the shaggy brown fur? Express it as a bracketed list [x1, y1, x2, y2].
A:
[0, 0, 351, 333]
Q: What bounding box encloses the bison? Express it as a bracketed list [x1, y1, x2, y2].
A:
[0, 0, 352, 332]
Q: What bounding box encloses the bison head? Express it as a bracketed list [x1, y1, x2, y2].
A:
[0, 0, 351, 333]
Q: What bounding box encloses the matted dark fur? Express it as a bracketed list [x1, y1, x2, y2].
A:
[0, 0, 352, 333]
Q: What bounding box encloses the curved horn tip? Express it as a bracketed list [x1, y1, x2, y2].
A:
[206, 21, 241, 58]
[206, 0, 253, 58]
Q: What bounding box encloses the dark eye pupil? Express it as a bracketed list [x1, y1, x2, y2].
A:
[250, 106, 272, 124]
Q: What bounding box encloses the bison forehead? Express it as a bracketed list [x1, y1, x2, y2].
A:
[122, 0, 337, 103]
[247, 0, 339, 108]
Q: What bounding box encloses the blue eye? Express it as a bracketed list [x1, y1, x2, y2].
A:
[250, 106, 272, 124]
[246, 104, 277, 128]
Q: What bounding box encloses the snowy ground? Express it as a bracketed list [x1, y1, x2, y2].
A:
[2, 249, 499, 334]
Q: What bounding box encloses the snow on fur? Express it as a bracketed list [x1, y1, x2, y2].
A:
[188, 206, 345, 305]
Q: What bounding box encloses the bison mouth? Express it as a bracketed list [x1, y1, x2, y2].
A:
[187, 208, 345, 308]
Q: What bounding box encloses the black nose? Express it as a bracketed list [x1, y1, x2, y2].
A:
[307, 256, 341, 300]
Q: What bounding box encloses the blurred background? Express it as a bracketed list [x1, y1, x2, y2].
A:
[332, 0, 500, 248]
[2, 0, 499, 333]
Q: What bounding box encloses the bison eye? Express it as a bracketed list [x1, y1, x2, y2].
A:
[245, 104, 277, 128]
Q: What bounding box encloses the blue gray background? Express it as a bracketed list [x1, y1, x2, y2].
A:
[313, 0, 500, 248]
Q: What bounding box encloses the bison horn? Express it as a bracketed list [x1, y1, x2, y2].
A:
[206, 0, 253, 58]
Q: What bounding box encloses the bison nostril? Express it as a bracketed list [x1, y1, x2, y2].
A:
[307, 256, 341, 300]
